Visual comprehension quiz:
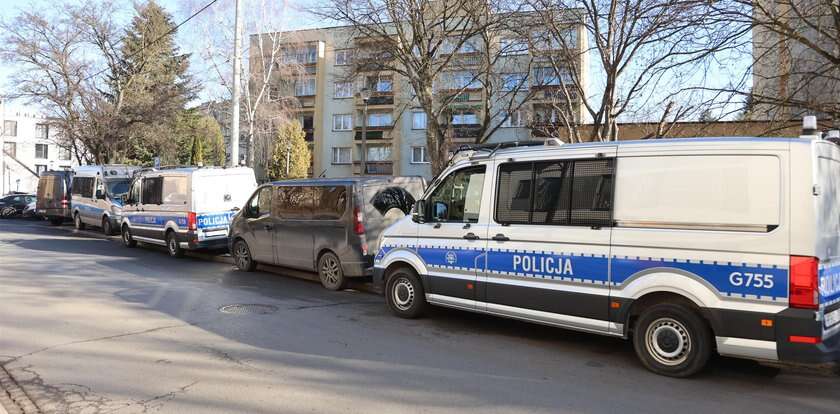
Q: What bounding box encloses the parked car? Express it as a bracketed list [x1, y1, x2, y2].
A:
[0, 193, 36, 217]
[120, 166, 257, 257]
[374, 134, 840, 377]
[36, 170, 74, 225]
[229, 176, 426, 290]
[21, 200, 39, 219]
[71, 165, 138, 235]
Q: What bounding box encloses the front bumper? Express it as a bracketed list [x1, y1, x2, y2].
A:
[373, 266, 386, 288]
[341, 255, 375, 278]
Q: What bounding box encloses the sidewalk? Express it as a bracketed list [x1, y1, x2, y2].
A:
[0, 364, 38, 414]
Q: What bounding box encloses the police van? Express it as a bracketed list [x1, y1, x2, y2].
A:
[120, 166, 257, 257]
[374, 124, 840, 377]
[71, 165, 137, 235]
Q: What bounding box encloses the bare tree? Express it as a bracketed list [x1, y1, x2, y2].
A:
[523, 0, 748, 141]
[314, 0, 547, 174]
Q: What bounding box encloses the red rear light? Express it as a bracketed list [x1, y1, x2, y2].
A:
[789, 335, 821, 344]
[187, 212, 197, 231]
[353, 207, 365, 235]
[61, 198, 68, 207]
[789, 256, 819, 309]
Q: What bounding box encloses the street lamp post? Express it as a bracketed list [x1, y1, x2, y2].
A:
[359, 87, 372, 175]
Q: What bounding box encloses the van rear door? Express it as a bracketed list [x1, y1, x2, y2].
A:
[362, 178, 426, 253]
[813, 141, 840, 335]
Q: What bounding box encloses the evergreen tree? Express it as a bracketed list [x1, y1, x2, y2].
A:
[174, 110, 225, 166]
[268, 121, 310, 180]
[120, 0, 196, 164]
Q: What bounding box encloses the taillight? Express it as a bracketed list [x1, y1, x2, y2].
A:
[353, 207, 365, 235]
[789, 256, 819, 309]
[61, 198, 68, 207]
[187, 212, 197, 231]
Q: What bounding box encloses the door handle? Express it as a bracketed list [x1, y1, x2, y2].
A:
[264, 224, 274, 231]
[491, 233, 510, 242]
[463, 232, 479, 240]
[433, 223, 441, 229]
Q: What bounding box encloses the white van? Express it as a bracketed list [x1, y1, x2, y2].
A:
[120, 166, 257, 257]
[373, 133, 840, 377]
[71, 165, 138, 235]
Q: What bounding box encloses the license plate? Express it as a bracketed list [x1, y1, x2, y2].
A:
[825, 307, 840, 328]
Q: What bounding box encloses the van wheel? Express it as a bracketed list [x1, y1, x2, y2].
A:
[166, 231, 185, 258]
[385, 267, 427, 319]
[121, 225, 137, 248]
[232, 240, 257, 272]
[318, 252, 346, 291]
[49, 217, 63, 226]
[74, 213, 85, 230]
[632, 303, 712, 377]
[102, 217, 114, 236]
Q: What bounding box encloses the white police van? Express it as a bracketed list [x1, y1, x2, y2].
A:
[374, 124, 840, 377]
[120, 166, 257, 257]
[71, 165, 137, 235]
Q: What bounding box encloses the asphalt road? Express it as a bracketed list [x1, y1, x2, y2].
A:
[0, 220, 839, 414]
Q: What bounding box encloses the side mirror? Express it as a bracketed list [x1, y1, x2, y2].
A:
[411, 200, 426, 223]
[96, 190, 106, 200]
[121, 194, 131, 204]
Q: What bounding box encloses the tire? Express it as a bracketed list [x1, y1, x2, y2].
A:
[166, 231, 185, 258]
[74, 212, 86, 230]
[318, 251, 346, 291]
[384, 267, 427, 319]
[121, 225, 137, 248]
[102, 217, 114, 236]
[49, 217, 63, 226]
[632, 303, 712, 377]
[232, 239, 257, 272]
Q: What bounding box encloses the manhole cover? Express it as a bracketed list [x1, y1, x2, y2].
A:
[218, 304, 279, 315]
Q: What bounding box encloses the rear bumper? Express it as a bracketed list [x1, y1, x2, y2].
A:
[178, 231, 229, 251]
[776, 307, 840, 364]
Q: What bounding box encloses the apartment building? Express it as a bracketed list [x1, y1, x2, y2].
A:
[251, 17, 587, 179]
[1, 104, 79, 194]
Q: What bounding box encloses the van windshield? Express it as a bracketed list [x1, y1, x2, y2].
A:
[106, 180, 130, 196]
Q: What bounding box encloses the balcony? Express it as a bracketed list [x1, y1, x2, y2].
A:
[356, 94, 394, 106]
[353, 161, 393, 175]
[451, 124, 483, 139]
[354, 126, 392, 140]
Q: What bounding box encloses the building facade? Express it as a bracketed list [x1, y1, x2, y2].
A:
[1, 104, 79, 195]
[251, 17, 587, 179]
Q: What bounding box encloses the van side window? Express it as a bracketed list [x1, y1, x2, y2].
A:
[162, 176, 188, 205]
[141, 177, 163, 205]
[129, 179, 141, 204]
[274, 186, 313, 220]
[71, 177, 95, 198]
[312, 186, 347, 220]
[495, 159, 614, 227]
[428, 166, 486, 223]
[246, 187, 272, 218]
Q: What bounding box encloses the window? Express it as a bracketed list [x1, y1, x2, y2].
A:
[141, 177, 163, 205]
[162, 176, 188, 205]
[428, 166, 486, 223]
[129, 179, 141, 204]
[282, 46, 317, 64]
[368, 112, 392, 127]
[500, 38, 528, 55]
[334, 81, 353, 98]
[534, 67, 572, 86]
[246, 186, 273, 218]
[3, 142, 15, 157]
[333, 114, 353, 131]
[502, 110, 525, 127]
[451, 71, 480, 89]
[495, 159, 615, 227]
[452, 112, 478, 125]
[332, 147, 351, 164]
[335, 49, 352, 65]
[295, 78, 316, 96]
[374, 77, 392, 93]
[312, 186, 347, 220]
[35, 165, 48, 175]
[501, 73, 528, 91]
[411, 146, 430, 164]
[412, 112, 427, 129]
[365, 145, 392, 161]
[58, 147, 71, 161]
[35, 144, 48, 159]
[36, 123, 49, 139]
[3, 120, 16, 136]
[273, 186, 313, 220]
[72, 177, 95, 198]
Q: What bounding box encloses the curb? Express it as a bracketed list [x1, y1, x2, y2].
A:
[0, 365, 39, 414]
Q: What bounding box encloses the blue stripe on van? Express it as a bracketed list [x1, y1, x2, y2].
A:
[196, 211, 236, 229]
[126, 213, 187, 228]
[820, 263, 840, 306]
[377, 245, 789, 301]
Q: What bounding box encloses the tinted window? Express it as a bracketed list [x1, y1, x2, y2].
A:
[428, 166, 486, 223]
[129, 180, 141, 204]
[246, 187, 272, 218]
[312, 186, 347, 220]
[273, 186, 313, 220]
[106, 180, 130, 196]
[141, 177, 163, 205]
[71, 177, 95, 198]
[495, 159, 613, 227]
